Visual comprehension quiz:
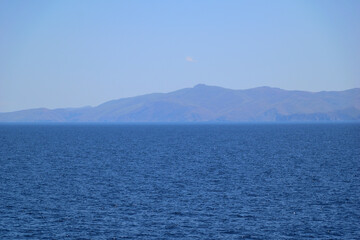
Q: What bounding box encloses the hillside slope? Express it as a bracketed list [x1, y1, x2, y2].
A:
[1, 84, 359, 122]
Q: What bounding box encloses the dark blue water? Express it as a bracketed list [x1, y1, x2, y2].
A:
[0, 124, 359, 239]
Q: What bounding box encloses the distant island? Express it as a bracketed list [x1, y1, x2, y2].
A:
[1, 84, 359, 122]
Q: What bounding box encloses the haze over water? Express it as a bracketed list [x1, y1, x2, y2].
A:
[1, 124, 359, 239]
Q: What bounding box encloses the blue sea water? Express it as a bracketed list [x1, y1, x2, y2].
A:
[0, 123, 359, 239]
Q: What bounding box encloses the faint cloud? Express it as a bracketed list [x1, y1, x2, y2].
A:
[186, 56, 197, 62]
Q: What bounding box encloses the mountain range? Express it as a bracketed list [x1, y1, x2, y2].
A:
[1, 84, 359, 122]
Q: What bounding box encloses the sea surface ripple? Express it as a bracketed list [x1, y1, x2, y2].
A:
[0, 124, 359, 239]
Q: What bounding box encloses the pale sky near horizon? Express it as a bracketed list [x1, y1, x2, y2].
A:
[1, 0, 359, 112]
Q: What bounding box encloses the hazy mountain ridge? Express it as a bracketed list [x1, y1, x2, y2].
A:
[1, 84, 359, 122]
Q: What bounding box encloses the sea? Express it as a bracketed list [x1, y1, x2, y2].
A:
[0, 123, 359, 239]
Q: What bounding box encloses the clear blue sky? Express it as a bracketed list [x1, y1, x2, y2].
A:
[1, 0, 359, 112]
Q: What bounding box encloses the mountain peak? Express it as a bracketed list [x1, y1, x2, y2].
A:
[194, 84, 208, 88]
[0, 85, 359, 122]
